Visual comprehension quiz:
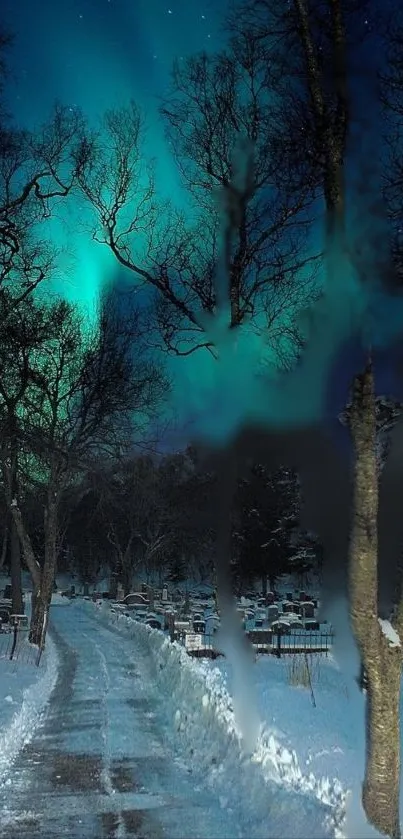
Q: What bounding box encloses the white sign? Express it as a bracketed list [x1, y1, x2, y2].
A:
[185, 633, 203, 650]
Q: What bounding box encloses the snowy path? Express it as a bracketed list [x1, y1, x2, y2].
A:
[0, 602, 241, 839]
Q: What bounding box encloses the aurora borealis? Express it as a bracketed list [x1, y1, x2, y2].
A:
[1, 0, 235, 438]
[2, 0, 226, 314]
[2, 0, 403, 445]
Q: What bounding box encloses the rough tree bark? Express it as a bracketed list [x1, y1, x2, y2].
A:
[290, 2, 403, 834]
[349, 362, 402, 839]
[29, 493, 59, 648]
[9, 499, 41, 642]
[2, 445, 25, 614]
[10, 490, 59, 647]
[10, 518, 23, 615]
[0, 522, 7, 571]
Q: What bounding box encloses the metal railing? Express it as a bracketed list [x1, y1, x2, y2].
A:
[177, 628, 334, 658]
[0, 615, 41, 666]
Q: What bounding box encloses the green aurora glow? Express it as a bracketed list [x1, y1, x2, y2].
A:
[2, 0, 224, 318]
[3, 0, 403, 445]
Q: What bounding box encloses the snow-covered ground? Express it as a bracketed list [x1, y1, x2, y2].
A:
[0, 586, 395, 838]
[82, 596, 386, 838]
[0, 621, 58, 784]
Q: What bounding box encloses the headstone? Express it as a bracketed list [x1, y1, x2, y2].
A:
[162, 586, 168, 603]
[124, 593, 148, 605]
[265, 592, 275, 605]
[116, 583, 124, 601]
[286, 591, 293, 601]
[304, 619, 319, 631]
[301, 601, 315, 619]
[83, 583, 89, 597]
[185, 633, 203, 650]
[193, 620, 206, 633]
[268, 605, 279, 622]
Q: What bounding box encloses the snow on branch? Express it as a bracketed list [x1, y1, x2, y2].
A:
[378, 618, 401, 648]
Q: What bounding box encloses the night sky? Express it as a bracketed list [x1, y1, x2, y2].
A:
[2, 0, 233, 442]
[2, 0, 227, 298]
[2, 0, 403, 447]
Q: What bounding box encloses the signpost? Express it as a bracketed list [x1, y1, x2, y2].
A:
[184, 633, 203, 651]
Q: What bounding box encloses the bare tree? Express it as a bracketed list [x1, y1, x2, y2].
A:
[0, 31, 91, 614]
[76, 40, 319, 363]
[3, 293, 168, 645]
[229, 1, 400, 835]
[0, 102, 87, 303]
[0, 290, 60, 613]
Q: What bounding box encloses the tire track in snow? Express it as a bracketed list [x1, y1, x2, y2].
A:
[82, 633, 126, 839]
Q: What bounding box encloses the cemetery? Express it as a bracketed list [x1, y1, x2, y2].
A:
[73, 581, 333, 659]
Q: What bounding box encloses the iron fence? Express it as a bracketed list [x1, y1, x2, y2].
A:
[177, 628, 334, 658]
[0, 619, 41, 666]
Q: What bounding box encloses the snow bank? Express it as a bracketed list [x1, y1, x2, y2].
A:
[0, 630, 58, 784]
[84, 600, 346, 837]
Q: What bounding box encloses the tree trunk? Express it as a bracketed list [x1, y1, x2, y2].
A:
[29, 495, 58, 647]
[261, 574, 267, 596]
[349, 363, 402, 838]
[364, 651, 401, 839]
[29, 585, 46, 646]
[109, 571, 118, 600]
[10, 501, 41, 589]
[0, 522, 8, 570]
[10, 517, 23, 614]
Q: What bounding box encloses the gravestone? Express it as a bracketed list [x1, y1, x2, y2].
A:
[301, 602, 315, 619]
[124, 592, 148, 605]
[304, 619, 320, 631]
[162, 586, 168, 603]
[268, 605, 279, 622]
